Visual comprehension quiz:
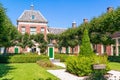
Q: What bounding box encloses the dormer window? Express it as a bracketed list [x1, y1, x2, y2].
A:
[32, 15, 35, 19]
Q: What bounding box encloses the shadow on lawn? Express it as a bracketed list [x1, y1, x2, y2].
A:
[0, 64, 15, 80]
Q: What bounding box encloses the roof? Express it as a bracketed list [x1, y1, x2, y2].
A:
[111, 32, 120, 38]
[48, 27, 67, 34]
[17, 10, 47, 23]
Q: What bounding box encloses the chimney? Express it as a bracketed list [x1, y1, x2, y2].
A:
[83, 18, 88, 23]
[72, 21, 76, 28]
[107, 7, 113, 13]
[30, 4, 34, 10]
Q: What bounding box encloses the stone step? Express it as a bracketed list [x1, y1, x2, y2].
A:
[50, 59, 60, 62]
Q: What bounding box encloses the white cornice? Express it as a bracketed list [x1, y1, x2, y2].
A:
[18, 22, 47, 26]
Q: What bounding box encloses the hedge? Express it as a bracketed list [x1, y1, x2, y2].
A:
[108, 56, 120, 62]
[54, 53, 69, 62]
[0, 54, 49, 63]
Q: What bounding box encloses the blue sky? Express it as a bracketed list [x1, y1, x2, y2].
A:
[0, 0, 120, 28]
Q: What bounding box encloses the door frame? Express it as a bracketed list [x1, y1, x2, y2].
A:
[48, 47, 54, 59]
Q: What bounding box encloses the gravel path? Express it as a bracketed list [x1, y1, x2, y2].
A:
[53, 62, 66, 68]
[47, 69, 87, 80]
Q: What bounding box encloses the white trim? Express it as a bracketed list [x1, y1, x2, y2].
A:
[111, 45, 113, 56]
[69, 47, 70, 53]
[116, 38, 119, 56]
[18, 22, 47, 26]
[18, 10, 26, 20]
[78, 45, 80, 53]
[53, 47, 54, 59]
[47, 47, 49, 57]
[101, 45, 104, 54]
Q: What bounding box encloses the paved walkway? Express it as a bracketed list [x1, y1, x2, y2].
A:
[47, 69, 87, 80]
[107, 70, 120, 80]
[48, 62, 87, 80]
[52, 62, 66, 68]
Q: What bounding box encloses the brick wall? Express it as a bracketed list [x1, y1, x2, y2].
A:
[18, 22, 47, 40]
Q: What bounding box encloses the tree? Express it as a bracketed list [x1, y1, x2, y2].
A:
[68, 39, 78, 54]
[79, 29, 94, 56]
[34, 33, 47, 53]
[0, 3, 19, 53]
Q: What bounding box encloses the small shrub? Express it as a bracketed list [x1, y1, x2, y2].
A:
[66, 56, 93, 76]
[36, 59, 54, 68]
[0, 54, 49, 63]
[66, 55, 109, 77]
[89, 55, 110, 80]
[54, 53, 69, 62]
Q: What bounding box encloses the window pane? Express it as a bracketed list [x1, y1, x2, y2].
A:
[41, 27, 45, 33]
[21, 26, 25, 34]
[30, 27, 36, 35]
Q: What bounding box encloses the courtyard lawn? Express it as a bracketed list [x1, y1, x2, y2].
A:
[0, 63, 59, 80]
[109, 62, 120, 71]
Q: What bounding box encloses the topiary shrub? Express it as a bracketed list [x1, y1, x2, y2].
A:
[79, 29, 94, 56]
[0, 54, 49, 63]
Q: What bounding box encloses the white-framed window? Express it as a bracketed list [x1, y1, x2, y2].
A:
[30, 27, 36, 35]
[41, 27, 45, 33]
[21, 26, 25, 34]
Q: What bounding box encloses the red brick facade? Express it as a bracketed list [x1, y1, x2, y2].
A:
[17, 22, 47, 40]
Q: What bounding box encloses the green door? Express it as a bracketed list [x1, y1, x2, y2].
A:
[14, 47, 18, 54]
[49, 47, 53, 58]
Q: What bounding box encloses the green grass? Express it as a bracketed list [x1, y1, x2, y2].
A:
[0, 63, 59, 80]
[109, 62, 120, 71]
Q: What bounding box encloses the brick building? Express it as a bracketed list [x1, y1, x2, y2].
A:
[1, 6, 119, 56]
[17, 5, 48, 39]
[16, 5, 66, 54]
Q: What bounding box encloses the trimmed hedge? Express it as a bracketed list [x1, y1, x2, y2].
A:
[0, 54, 49, 63]
[108, 56, 120, 62]
[54, 53, 69, 62]
[36, 59, 54, 68]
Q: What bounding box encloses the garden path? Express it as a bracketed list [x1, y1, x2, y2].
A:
[48, 61, 120, 80]
[47, 69, 87, 80]
[47, 62, 87, 80]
